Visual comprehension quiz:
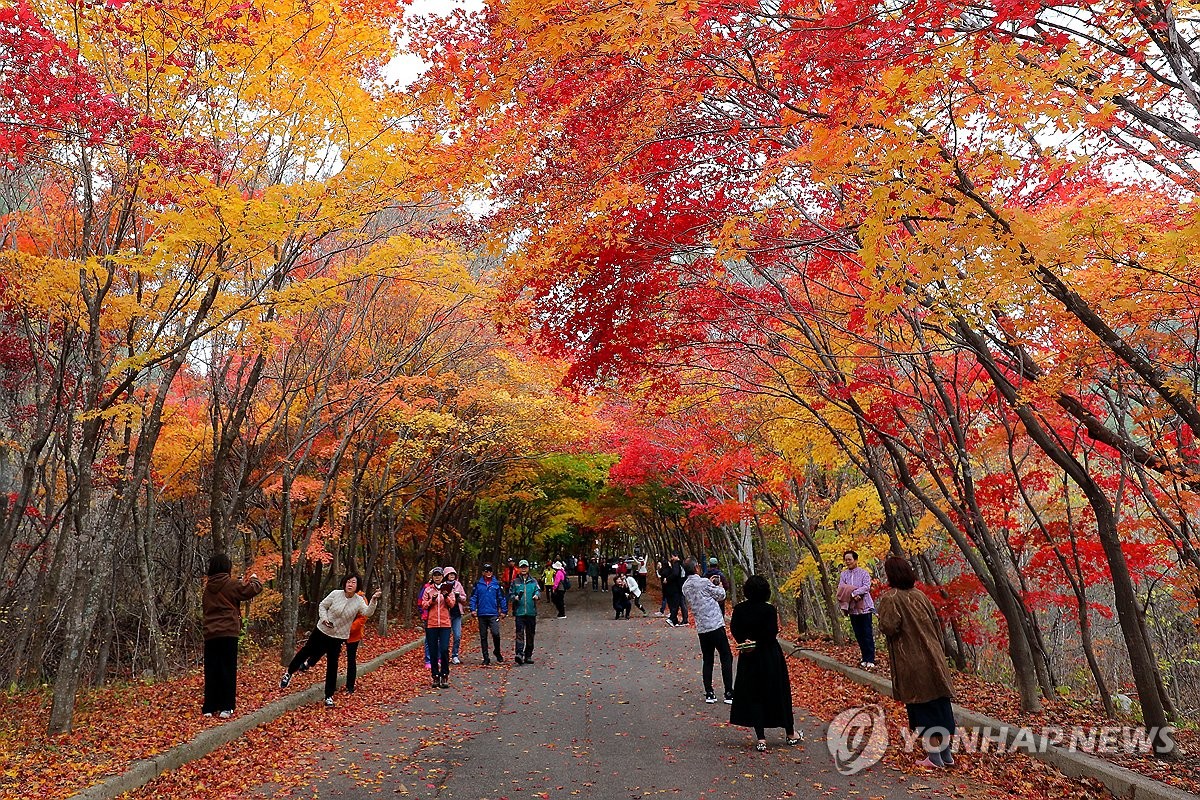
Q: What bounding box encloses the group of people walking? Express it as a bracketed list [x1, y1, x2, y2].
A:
[203, 547, 956, 768]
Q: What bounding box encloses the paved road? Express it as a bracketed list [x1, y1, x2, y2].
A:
[275, 585, 986, 799]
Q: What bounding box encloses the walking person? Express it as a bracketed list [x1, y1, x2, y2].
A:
[510, 559, 540, 664]
[421, 567, 459, 688]
[663, 554, 687, 627]
[550, 561, 568, 618]
[542, 562, 556, 594]
[838, 550, 876, 669]
[623, 572, 648, 615]
[876, 556, 957, 768]
[500, 557, 519, 590]
[599, 558, 611, 590]
[281, 574, 381, 707]
[611, 578, 631, 619]
[729, 575, 801, 751]
[202, 554, 262, 718]
[681, 558, 734, 704]
[588, 558, 599, 591]
[470, 563, 508, 664]
[444, 566, 468, 664]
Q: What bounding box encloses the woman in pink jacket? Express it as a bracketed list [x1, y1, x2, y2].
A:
[421, 566, 459, 688]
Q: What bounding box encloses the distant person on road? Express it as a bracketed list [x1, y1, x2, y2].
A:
[635, 555, 649, 592]
[281, 574, 381, 708]
[470, 563, 508, 665]
[588, 558, 599, 591]
[542, 563, 556, 594]
[663, 554, 687, 627]
[551, 561, 568, 618]
[576, 555, 588, 589]
[655, 559, 668, 615]
[444, 566, 468, 665]
[838, 550, 876, 669]
[509, 559, 540, 664]
[876, 556, 957, 768]
[622, 572, 647, 616]
[729, 575, 800, 752]
[681, 557, 734, 704]
[421, 567, 459, 689]
[599, 558, 611, 589]
[500, 557, 518, 590]
[202, 553, 262, 719]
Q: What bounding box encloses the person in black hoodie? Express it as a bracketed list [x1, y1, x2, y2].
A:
[202, 553, 262, 719]
[663, 554, 688, 627]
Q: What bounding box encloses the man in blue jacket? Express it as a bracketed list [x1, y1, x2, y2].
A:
[508, 559, 540, 665]
[470, 564, 509, 665]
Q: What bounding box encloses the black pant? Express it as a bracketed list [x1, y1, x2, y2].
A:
[591, 575, 598, 590]
[288, 627, 344, 699]
[849, 613, 876, 663]
[552, 589, 566, 616]
[203, 636, 239, 714]
[629, 593, 645, 613]
[345, 640, 360, 692]
[666, 591, 685, 624]
[636, 574, 647, 592]
[478, 615, 501, 659]
[698, 627, 733, 695]
[515, 615, 537, 658]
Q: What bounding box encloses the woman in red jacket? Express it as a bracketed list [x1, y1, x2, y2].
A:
[202, 553, 262, 719]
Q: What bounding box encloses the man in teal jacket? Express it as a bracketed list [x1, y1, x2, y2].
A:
[509, 559, 540, 665]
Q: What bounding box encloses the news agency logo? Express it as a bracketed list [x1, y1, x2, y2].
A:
[826, 704, 1174, 775]
[827, 704, 889, 775]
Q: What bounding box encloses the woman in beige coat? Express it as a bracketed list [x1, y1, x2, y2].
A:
[876, 556, 956, 768]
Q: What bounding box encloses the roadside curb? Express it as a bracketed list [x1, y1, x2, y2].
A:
[67, 637, 425, 800]
[794, 648, 1194, 800]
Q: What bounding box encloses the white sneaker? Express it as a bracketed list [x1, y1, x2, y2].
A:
[452, 656, 461, 665]
[324, 697, 335, 708]
[218, 710, 232, 720]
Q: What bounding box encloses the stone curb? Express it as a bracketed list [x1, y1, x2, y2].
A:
[794, 648, 1194, 800]
[68, 637, 426, 800]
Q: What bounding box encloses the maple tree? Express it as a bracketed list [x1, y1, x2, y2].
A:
[411, 0, 1200, 753]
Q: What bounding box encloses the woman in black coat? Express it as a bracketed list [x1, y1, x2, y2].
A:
[729, 575, 800, 751]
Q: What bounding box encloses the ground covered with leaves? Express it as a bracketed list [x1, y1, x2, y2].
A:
[796, 638, 1198, 796]
[0, 627, 421, 800]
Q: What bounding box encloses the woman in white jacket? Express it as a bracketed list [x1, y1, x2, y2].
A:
[623, 573, 648, 616]
[280, 574, 380, 707]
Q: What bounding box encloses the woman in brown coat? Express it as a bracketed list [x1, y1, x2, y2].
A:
[876, 556, 956, 767]
[202, 553, 262, 719]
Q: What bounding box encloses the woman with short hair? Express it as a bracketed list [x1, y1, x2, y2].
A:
[280, 574, 381, 707]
